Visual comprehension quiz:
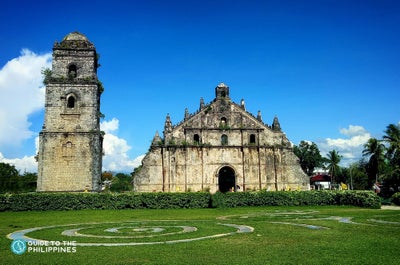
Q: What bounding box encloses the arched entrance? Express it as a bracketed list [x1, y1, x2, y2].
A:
[218, 166, 236, 192]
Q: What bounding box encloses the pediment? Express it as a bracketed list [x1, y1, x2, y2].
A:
[172, 99, 270, 132]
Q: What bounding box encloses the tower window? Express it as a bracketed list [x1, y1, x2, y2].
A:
[221, 134, 228, 145]
[67, 95, 76, 108]
[68, 64, 77, 78]
[193, 134, 200, 144]
[250, 134, 256, 144]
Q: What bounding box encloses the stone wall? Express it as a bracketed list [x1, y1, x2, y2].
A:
[37, 32, 102, 192]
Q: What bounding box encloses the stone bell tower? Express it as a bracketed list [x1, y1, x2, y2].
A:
[37, 32, 103, 192]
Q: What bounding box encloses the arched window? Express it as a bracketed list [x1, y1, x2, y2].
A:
[221, 117, 227, 124]
[67, 95, 75, 108]
[221, 134, 228, 145]
[68, 64, 77, 78]
[250, 134, 256, 144]
[193, 134, 200, 144]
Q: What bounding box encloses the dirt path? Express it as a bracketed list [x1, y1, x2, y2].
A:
[381, 205, 400, 210]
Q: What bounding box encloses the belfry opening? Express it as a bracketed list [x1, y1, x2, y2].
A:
[218, 166, 236, 192]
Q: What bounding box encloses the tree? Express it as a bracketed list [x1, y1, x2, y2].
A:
[342, 161, 369, 190]
[362, 138, 386, 186]
[383, 123, 400, 161]
[293, 141, 323, 176]
[19, 172, 37, 192]
[382, 123, 400, 193]
[325, 150, 342, 186]
[0, 162, 19, 192]
[110, 173, 132, 192]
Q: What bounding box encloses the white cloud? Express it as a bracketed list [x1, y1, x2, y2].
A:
[0, 152, 37, 173]
[100, 118, 119, 133]
[318, 125, 371, 166]
[101, 118, 144, 172]
[0, 49, 51, 150]
[339, 125, 368, 136]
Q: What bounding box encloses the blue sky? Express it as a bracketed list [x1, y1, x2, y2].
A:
[0, 0, 399, 173]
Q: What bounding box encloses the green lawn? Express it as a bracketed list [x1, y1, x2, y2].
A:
[1, 206, 399, 264]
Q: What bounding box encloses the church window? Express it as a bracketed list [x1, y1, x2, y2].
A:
[67, 95, 76, 108]
[221, 117, 227, 124]
[193, 134, 200, 144]
[68, 64, 77, 78]
[221, 134, 228, 145]
[250, 134, 256, 144]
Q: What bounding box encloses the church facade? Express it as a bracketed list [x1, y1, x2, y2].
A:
[134, 83, 309, 193]
[37, 32, 103, 192]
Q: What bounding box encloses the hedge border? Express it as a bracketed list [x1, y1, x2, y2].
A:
[0, 190, 380, 212]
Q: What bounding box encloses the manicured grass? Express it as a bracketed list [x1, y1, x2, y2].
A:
[1, 206, 399, 264]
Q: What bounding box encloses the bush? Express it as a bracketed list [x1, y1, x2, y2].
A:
[0, 190, 380, 212]
[0, 192, 211, 211]
[391, 192, 400, 206]
[211, 190, 380, 209]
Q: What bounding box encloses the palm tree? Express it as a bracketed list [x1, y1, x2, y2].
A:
[325, 150, 342, 187]
[382, 124, 400, 190]
[362, 138, 386, 184]
[383, 123, 400, 162]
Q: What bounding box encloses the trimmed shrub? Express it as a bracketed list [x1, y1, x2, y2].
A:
[0, 190, 380, 211]
[0, 192, 211, 211]
[210, 190, 380, 209]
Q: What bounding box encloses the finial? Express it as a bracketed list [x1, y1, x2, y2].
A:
[272, 115, 281, 131]
[152, 131, 162, 146]
[200, 97, 205, 110]
[257, 110, 262, 121]
[164, 113, 172, 133]
[184, 108, 189, 120]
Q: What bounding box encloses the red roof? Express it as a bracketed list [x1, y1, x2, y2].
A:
[310, 174, 331, 182]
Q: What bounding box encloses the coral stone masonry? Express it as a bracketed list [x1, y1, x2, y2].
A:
[37, 32, 103, 192]
[134, 83, 309, 193]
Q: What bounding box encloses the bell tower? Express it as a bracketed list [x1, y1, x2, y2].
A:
[37, 32, 103, 192]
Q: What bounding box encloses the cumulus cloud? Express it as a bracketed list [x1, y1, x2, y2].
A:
[318, 125, 371, 165]
[0, 152, 37, 173]
[101, 118, 119, 133]
[101, 118, 144, 172]
[0, 49, 51, 150]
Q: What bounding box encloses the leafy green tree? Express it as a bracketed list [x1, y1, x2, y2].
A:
[19, 172, 37, 192]
[362, 138, 386, 186]
[0, 162, 19, 192]
[325, 150, 342, 185]
[110, 173, 132, 192]
[342, 161, 369, 190]
[293, 141, 323, 176]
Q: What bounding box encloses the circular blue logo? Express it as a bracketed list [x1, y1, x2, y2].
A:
[10, 239, 27, 255]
